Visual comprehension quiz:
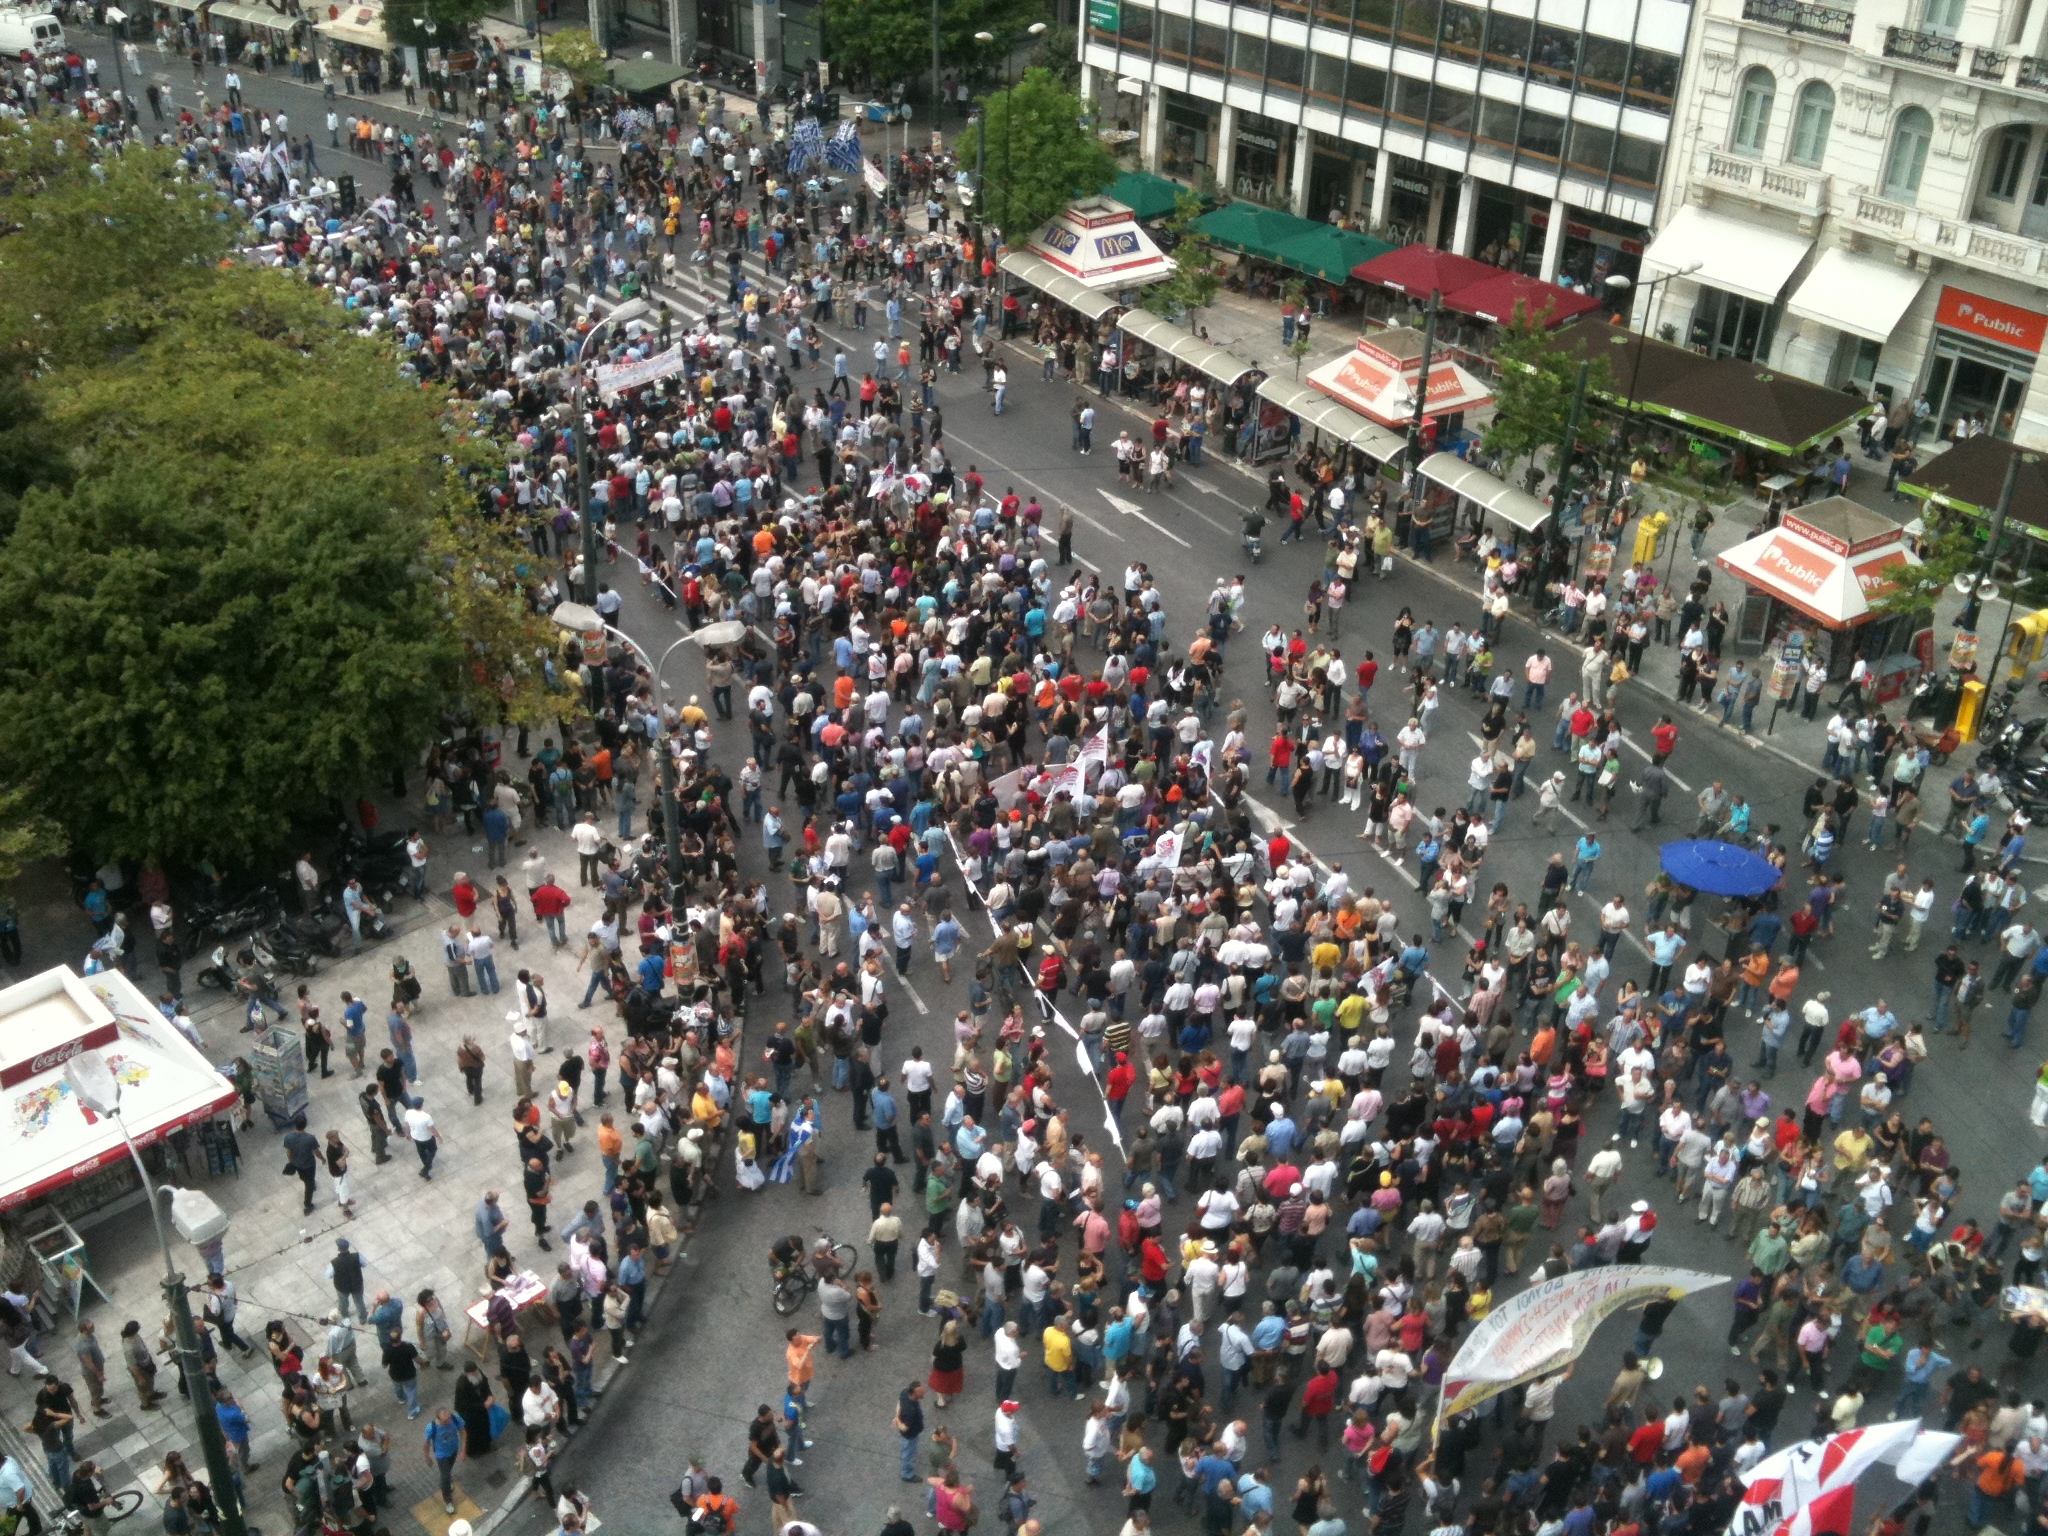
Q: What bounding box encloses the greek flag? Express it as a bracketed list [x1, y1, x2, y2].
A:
[786, 114, 825, 175]
[825, 120, 863, 174]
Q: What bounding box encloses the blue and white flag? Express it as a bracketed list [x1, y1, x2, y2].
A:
[786, 115, 825, 174]
[825, 120, 863, 174]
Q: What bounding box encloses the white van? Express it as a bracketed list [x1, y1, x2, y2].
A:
[0, 11, 66, 55]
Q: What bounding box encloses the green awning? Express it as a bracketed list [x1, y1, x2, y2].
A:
[1269, 225, 1395, 283]
[607, 57, 689, 96]
[1192, 201, 1316, 263]
[1100, 170, 1204, 222]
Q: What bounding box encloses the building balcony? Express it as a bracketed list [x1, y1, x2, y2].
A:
[1739, 0, 1855, 41]
[2020, 54, 2048, 90]
[1972, 45, 2012, 81]
[1843, 186, 2048, 277]
[1884, 25, 1962, 68]
[1693, 143, 1831, 228]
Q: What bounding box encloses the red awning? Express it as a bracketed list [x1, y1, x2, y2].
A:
[1350, 242, 1497, 297]
[1442, 271, 1602, 328]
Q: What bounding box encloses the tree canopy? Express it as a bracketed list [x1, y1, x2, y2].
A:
[0, 122, 560, 872]
[1141, 192, 1221, 327]
[1481, 310, 1613, 486]
[821, 0, 1047, 98]
[379, 0, 501, 47]
[956, 66, 1115, 247]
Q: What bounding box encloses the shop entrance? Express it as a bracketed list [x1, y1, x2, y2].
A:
[1924, 338, 2031, 439]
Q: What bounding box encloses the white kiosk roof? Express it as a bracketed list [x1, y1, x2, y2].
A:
[0, 967, 237, 1212]
[1026, 197, 1175, 291]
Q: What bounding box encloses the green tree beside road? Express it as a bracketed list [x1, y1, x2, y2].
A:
[955, 67, 1115, 244]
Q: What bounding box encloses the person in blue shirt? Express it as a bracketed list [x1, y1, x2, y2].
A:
[340, 993, 369, 1075]
[422, 1407, 466, 1513]
[636, 951, 665, 997]
[1569, 834, 1604, 892]
[213, 1389, 252, 1473]
[1895, 1343, 1951, 1417]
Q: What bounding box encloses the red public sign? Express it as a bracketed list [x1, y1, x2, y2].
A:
[1936, 286, 2048, 355]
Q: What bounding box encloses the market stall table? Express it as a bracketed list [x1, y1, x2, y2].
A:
[463, 1269, 551, 1359]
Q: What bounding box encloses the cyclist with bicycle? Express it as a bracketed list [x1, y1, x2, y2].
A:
[769, 1235, 804, 1281]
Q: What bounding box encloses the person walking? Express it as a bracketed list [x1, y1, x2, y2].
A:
[422, 1406, 465, 1516]
[404, 1099, 440, 1180]
[443, 925, 475, 996]
[893, 1382, 926, 1481]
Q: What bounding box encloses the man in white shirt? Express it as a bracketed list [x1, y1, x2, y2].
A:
[403, 1101, 439, 1180]
[570, 813, 606, 887]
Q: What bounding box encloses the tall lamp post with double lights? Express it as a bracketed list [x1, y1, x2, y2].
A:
[968, 21, 1047, 243]
[505, 297, 652, 606]
[1599, 261, 1702, 503]
[64, 1052, 251, 1536]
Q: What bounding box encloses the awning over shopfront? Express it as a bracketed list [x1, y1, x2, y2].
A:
[206, 1, 292, 28]
[1025, 197, 1174, 290]
[1641, 204, 1812, 308]
[0, 967, 238, 1213]
[1257, 374, 1408, 461]
[1543, 316, 1867, 455]
[1716, 497, 1920, 627]
[1352, 242, 1496, 297]
[1443, 270, 1601, 328]
[1417, 452, 1552, 532]
[1193, 201, 1311, 265]
[316, 2, 387, 49]
[999, 250, 1124, 321]
[1099, 170, 1198, 222]
[1306, 330, 1493, 426]
[1269, 225, 1395, 283]
[1900, 435, 2048, 539]
[1785, 249, 1928, 346]
[1115, 308, 1258, 386]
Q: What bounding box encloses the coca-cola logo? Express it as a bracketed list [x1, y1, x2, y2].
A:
[1, 1022, 121, 1089]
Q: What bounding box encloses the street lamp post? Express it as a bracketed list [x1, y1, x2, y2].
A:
[548, 601, 699, 885]
[507, 297, 652, 606]
[968, 21, 1045, 244]
[1600, 261, 1701, 504]
[64, 1054, 251, 1536]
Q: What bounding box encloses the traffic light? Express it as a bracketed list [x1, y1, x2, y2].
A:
[336, 173, 357, 215]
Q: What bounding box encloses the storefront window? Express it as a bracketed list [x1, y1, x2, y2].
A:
[1234, 122, 1286, 203]
[1430, 85, 1473, 139]
[1612, 134, 1662, 187]
[1530, 24, 1578, 86]
[1567, 120, 1613, 176]
[1688, 286, 1779, 361]
[1439, 3, 1483, 59]
[1518, 108, 1565, 161]
[1483, 11, 1530, 75]
[1579, 36, 1628, 99]
[1626, 47, 1678, 112]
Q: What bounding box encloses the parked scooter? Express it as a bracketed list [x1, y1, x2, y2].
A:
[250, 924, 319, 979]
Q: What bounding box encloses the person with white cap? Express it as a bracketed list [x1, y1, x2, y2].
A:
[509, 1014, 536, 1102]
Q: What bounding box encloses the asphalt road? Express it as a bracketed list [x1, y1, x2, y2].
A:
[62, 48, 2048, 1530]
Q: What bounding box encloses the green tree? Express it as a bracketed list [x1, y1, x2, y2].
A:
[1140, 192, 1219, 327]
[539, 27, 608, 96]
[1871, 515, 1975, 618]
[379, 0, 498, 47]
[956, 66, 1115, 243]
[0, 784, 65, 889]
[1482, 309, 1613, 484]
[821, 0, 1046, 97]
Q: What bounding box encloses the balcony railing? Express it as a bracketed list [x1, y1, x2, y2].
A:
[2021, 54, 2048, 89]
[1696, 144, 1830, 219]
[1885, 25, 1962, 66]
[1973, 45, 2012, 78]
[1740, 0, 1854, 38]
[1843, 186, 2048, 277]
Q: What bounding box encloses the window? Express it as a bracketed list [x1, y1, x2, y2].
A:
[1231, 31, 1268, 76]
[1531, 24, 1580, 83]
[1922, 0, 1966, 32]
[1688, 286, 1779, 362]
[1193, 19, 1229, 67]
[1311, 0, 1354, 23]
[1440, 3, 1484, 58]
[1430, 85, 1474, 137]
[1346, 62, 1388, 111]
[1267, 41, 1305, 89]
[1393, 74, 1433, 122]
[1478, 97, 1519, 147]
[1118, 2, 1154, 46]
[1989, 124, 2032, 200]
[1483, 10, 1530, 73]
[1579, 37, 1629, 99]
[1626, 47, 1678, 111]
[1396, 0, 1441, 46]
[1885, 106, 1933, 198]
[1310, 49, 1348, 99]
[1519, 108, 1566, 159]
[1157, 11, 1192, 57]
[1612, 134, 1663, 186]
[1355, 0, 1395, 36]
[1789, 81, 1833, 166]
[1731, 66, 1775, 155]
[1568, 119, 1615, 175]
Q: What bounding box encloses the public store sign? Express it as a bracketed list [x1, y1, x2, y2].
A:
[1936, 286, 2048, 355]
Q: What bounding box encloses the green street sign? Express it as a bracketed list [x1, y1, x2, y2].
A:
[1087, 0, 1121, 29]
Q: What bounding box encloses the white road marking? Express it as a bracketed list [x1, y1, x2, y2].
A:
[1620, 733, 1694, 792]
[1160, 489, 1236, 537]
[1098, 488, 1194, 548]
[899, 977, 931, 1016]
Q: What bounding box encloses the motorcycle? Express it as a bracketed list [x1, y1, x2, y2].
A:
[250, 923, 319, 979]
[1241, 519, 1265, 564]
[197, 945, 285, 1010]
[186, 887, 280, 948]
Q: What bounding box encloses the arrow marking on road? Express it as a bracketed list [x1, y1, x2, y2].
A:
[1097, 488, 1192, 548]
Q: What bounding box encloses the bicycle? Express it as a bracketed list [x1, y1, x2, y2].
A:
[54, 1488, 146, 1532]
[769, 1232, 859, 1316]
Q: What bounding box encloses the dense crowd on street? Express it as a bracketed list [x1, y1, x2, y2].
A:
[14, 46, 2048, 1536]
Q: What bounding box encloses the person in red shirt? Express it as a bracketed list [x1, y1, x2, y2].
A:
[1297, 1366, 1340, 1442]
[529, 878, 571, 948]
[1268, 734, 1294, 784]
[1139, 1236, 1169, 1286]
[451, 873, 479, 919]
[1356, 653, 1378, 697]
[1627, 1406, 1665, 1464]
[1651, 715, 1680, 757]
[1105, 1054, 1137, 1122]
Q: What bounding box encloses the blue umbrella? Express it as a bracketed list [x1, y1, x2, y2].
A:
[1658, 839, 1782, 899]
